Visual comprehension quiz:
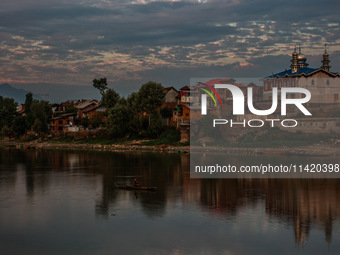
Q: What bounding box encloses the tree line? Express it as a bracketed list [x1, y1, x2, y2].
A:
[1, 79, 172, 139]
[93, 78, 167, 138]
[0, 93, 52, 137]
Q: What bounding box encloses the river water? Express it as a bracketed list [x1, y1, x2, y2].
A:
[0, 148, 340, 255]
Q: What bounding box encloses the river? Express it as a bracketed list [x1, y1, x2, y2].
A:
[0, 148, 340, 254]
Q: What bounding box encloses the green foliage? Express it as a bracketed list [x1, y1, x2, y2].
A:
[30, 101, 52, 134]
[64, 105, 77, 114]
[24, 93, 34, 128]
[102, 88, 120, 109]
[32, 118, 47, 134]
[138, 81, 165, 114]
[135, 81, 165, 137]
[108, 102, 131, 137]
[90, 112, 104, 129]
[12, 116, 28, 137]
[1, 125, 10, 137]
[127, 92, 145, 134]
[81, 116, 90, 129]
[158, 127, 180, 144]
[127, 92, 141, 113]
[146, 111, 163, 138]
[141, 127, 180, 145]
[93, 78, 108, 95]
[160, 107, 173, 119]
[0, 96, 18, 129]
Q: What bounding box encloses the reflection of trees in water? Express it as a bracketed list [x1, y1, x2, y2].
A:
[2, 149, 52, 197]
[197, 178, 340, 246]
[96, 152, 186, 219]
[5, 149, 338, 246]
[1, 149, 186, 220]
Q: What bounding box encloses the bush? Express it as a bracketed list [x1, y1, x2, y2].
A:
[141, 127, 180, 145]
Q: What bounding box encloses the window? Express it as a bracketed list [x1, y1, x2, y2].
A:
[335, 94, 339, 102]
[185, 113, 189, 117]
[311, 79, 314, 86]
[327, 80, 330, 86]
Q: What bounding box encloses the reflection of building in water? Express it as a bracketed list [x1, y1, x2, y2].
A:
[263, 46, 340, 104]
[183, 178, 340, 246]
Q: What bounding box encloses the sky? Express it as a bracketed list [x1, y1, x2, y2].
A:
[0, 0, 340, 101]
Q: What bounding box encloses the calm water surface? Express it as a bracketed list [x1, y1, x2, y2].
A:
[0, 148, 340, 255]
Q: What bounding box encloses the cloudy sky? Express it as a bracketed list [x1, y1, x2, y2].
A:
[1, 0, 339, 100]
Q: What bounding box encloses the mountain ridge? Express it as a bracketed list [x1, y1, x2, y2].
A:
[0, 83, 30, 104]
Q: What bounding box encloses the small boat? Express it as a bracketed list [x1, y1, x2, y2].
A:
[114, 183, 158, 191]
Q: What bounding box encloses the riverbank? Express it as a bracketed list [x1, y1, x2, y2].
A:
[1, 139, 339, 156]
[0, 139, 190, 153]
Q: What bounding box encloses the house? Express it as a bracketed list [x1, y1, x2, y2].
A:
[50, 113, 76, 132]
[162, 87, 179, 110]
[263, 46, 340, 103]
[82, 102, 107, 127]
[75, 99, 99, 121]
[161, 87, 180, 126]
[82, 103, 106, 119]
[175, 86, 200, 124]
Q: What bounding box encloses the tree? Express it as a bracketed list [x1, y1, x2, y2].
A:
[137, 81, 165, 137]
[12, 116, 28, 137]
[147, 111, 163, 137]
[32, 118, 46, 134]
[1, 125, 10, 137]
[101, 88, 120, 109]
[81, 116, 90, 129]
[65, 105, 77, 114]
[30, 101, 52, 134]
[138, 81, 165, 114]
[90, 112, 104, 129]
[0, 96, 18, 129]
[93, 78, 108, 95]
[160, 107, 173, 119]
[108, 102, 131, 138]
[24, 93, 34, 129]
[127, 92, 144, 134]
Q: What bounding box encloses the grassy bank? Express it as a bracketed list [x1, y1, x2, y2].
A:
[0, 127, 188, 147]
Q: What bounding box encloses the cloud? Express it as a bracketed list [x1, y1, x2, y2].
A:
[0, 0, 339, 97]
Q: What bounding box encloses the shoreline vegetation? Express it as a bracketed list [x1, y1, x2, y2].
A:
[1, 137, 339, 157]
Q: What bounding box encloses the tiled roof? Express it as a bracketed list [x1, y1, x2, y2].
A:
[75, 99, 98, 109]
[164, 86, 178, 92]
[51, 113, 76, 120]
[265, 68, 339, 78]
[82, 103, 105, 113]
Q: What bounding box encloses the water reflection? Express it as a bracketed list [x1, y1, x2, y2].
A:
[0, 148, 339, 254]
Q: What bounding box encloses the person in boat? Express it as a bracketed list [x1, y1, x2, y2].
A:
[134, 177, 141, 187]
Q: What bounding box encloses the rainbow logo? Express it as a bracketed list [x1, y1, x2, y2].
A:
[195, 82, 223, 106]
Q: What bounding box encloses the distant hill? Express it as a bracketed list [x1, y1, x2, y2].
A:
[0, 83, 30, 104]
